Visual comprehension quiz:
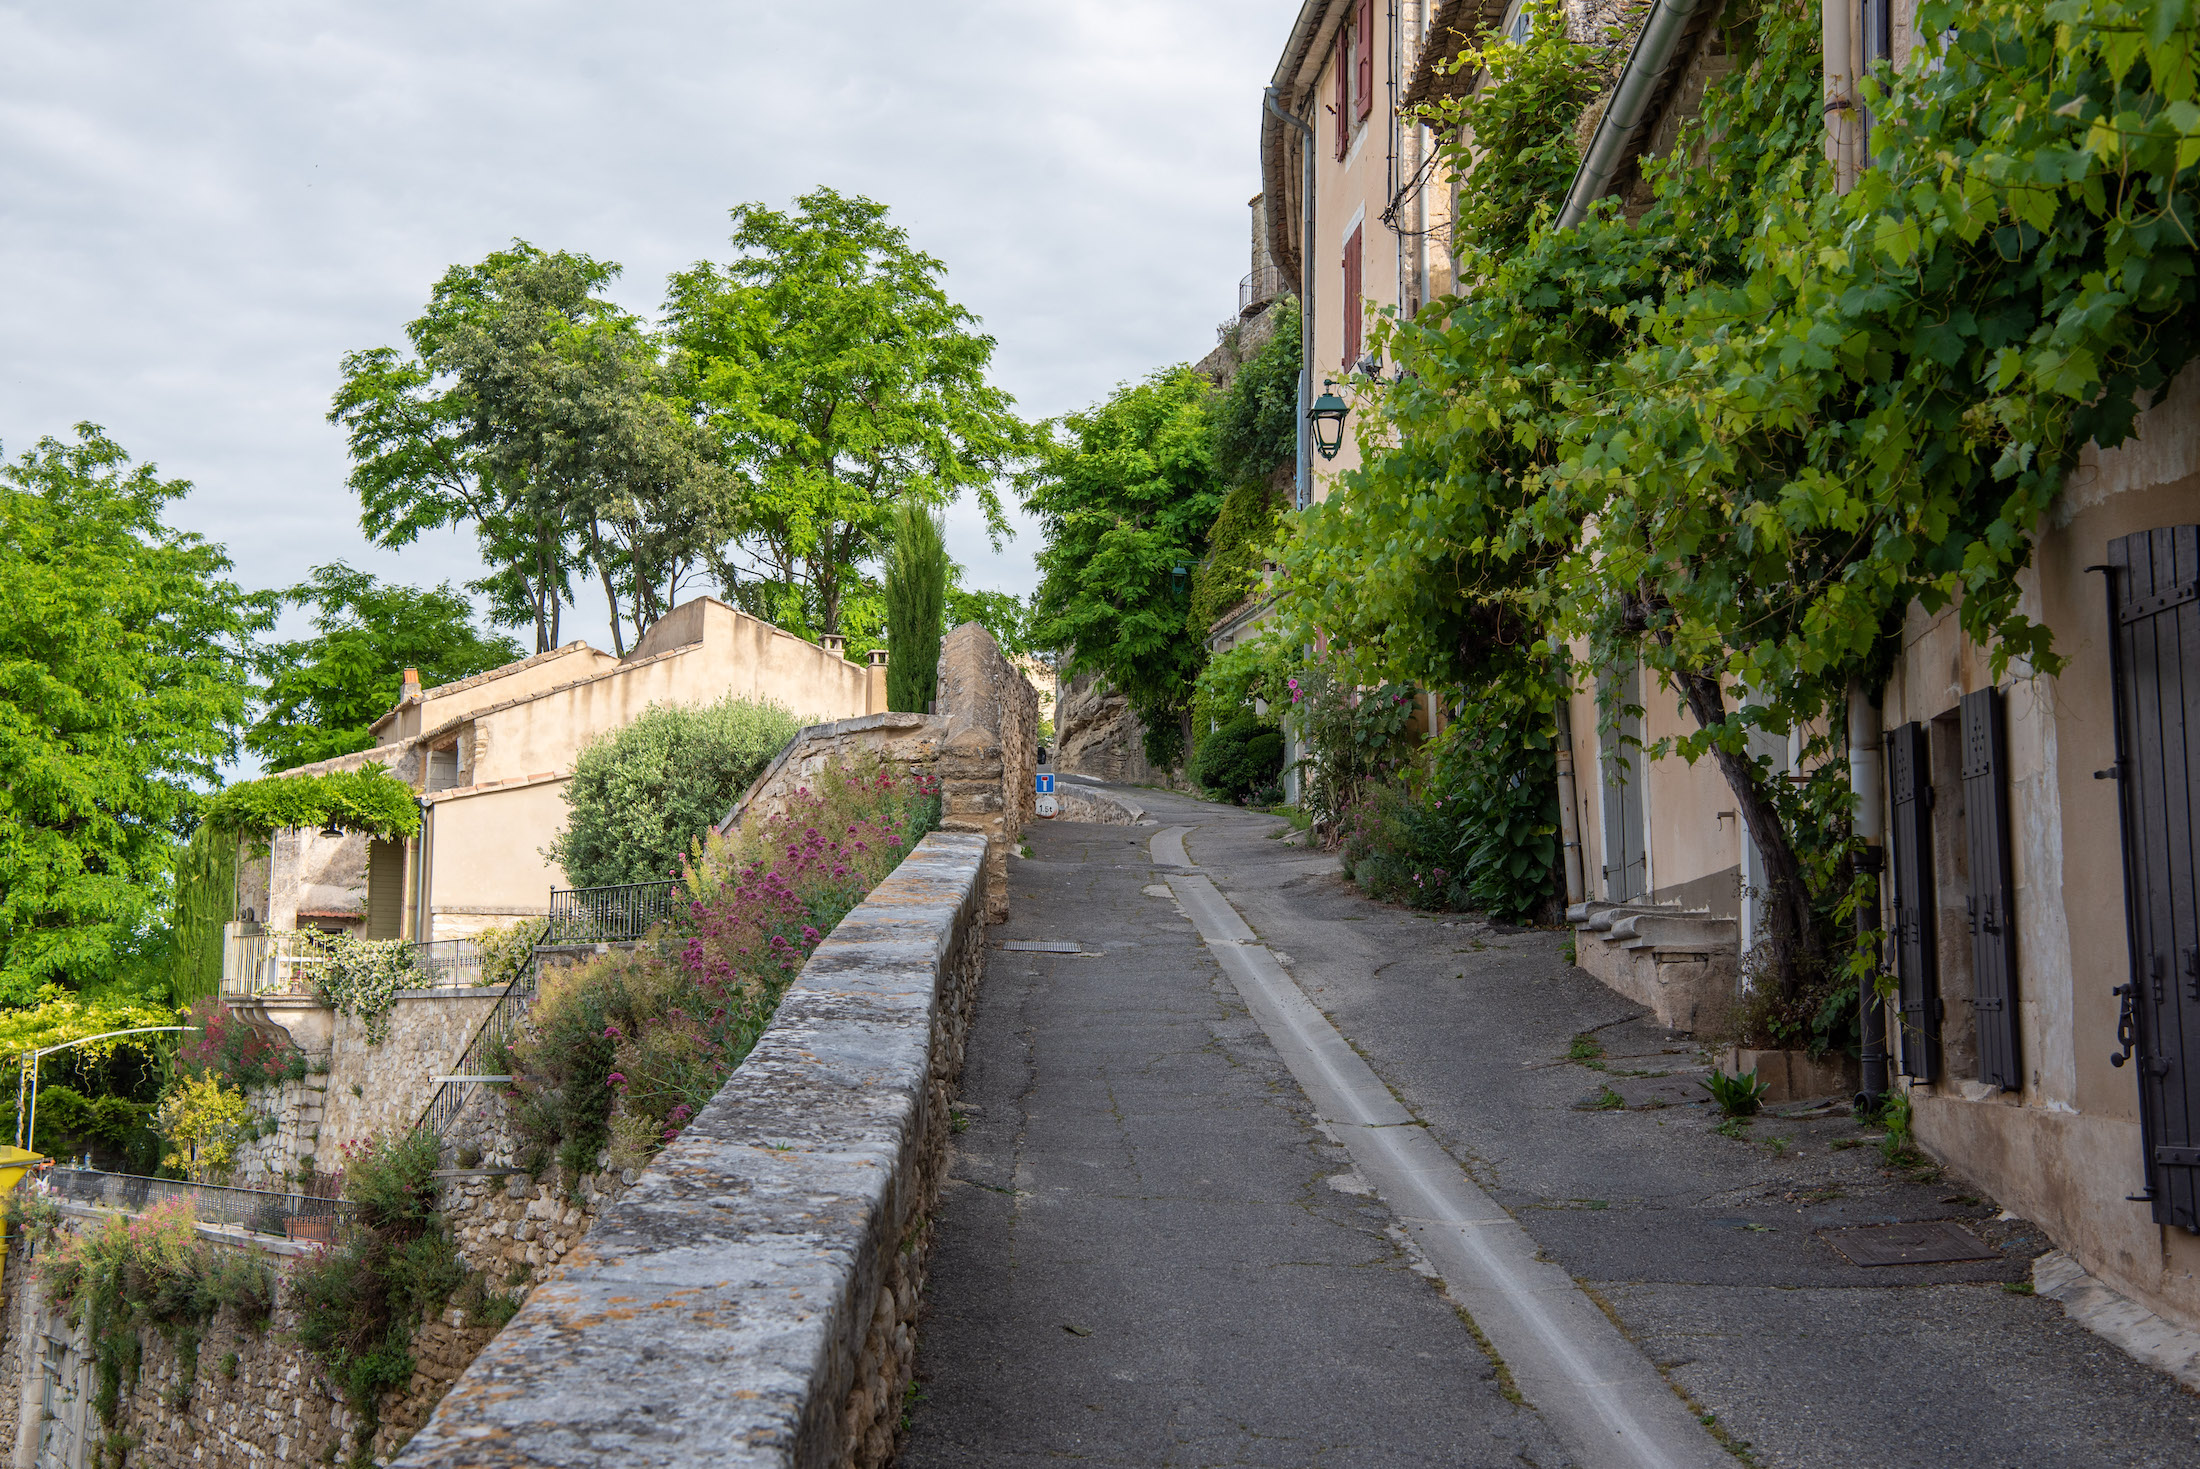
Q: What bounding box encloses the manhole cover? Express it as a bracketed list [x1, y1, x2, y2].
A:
[1002, 940, 1084, 954]
[1822, 1220, 1997, 1266]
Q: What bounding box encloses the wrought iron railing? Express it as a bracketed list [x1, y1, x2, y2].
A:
[219, 929, 485, 1000]
[414, 959, 538, 1138]
[33, 1166, 356, 1241]
[547, 880, 680, 943]
[1239, 264, 1283, 315]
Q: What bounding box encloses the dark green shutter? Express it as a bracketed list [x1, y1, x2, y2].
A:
[1961, 687, 2021, 1089]
[2106, 525, 2200, 1232]
[1888, 721, 1941, 1081]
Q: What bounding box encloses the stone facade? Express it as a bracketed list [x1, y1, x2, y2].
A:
[394, 831, 990, 1469]
[1054, 670, 1175, 788]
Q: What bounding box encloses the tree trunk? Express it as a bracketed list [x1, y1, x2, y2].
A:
[1673, 666, 1827, 998]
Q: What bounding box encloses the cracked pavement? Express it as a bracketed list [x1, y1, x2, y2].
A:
[897, 791, 2200, 1468]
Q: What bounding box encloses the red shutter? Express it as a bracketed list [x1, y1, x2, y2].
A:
[1356, 0, 1376, 119]
[1334, 24, 1350, 159]
[1343, 226, 1364, 369]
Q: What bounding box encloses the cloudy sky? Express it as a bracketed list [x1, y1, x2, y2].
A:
[0, 0, 1281, 651]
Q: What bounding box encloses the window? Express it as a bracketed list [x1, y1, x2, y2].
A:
[1356, 0, 1376, 122]
[1333, 1, 1378, 158]
[1342, 224, 1364, 370]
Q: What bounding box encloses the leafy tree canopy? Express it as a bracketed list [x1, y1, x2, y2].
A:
[1025, 365, 1224, 769]
[247, 563, 522, 772]
[664, 188, 1035, 639]
[0, 427, 271, 1003]
[333, 243, 727, 657]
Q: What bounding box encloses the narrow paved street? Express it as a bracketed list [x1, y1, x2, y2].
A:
[900, 790, 2200, 1468]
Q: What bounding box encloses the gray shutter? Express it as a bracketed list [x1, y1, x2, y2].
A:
[367, 839, 405, 941]
[1887, 721, 1941, 1081]
[1962, 687, 2021, 1089]
[2106, 525, 2200, 1232]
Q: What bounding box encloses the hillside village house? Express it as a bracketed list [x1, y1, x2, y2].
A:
[1537, 0, 2200, 1334]
[226, 596, 887, 978]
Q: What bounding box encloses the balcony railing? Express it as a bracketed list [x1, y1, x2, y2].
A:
[33, 1165, 356, 1242]
[547, 880, 681, 944]
[219, 927, 485, 1000]
[1239, 264, 1283, 315]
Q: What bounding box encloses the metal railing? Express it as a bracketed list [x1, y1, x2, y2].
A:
[547, 880, 680, 943]
[219, 929, 485, 1000]
[1239, 264, 1283, 315]
[219, 927, 331, 998]
[413, 956, 538, 1138]
[33, 1166, 356, 1242]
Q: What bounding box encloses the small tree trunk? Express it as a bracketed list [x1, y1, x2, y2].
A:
[1674, 667, 1826, 998]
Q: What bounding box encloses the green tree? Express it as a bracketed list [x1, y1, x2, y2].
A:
[332, 243, 724, 655]
[0, 427, 271, 1002]
[1025, 367, 1223, 771]
[246, 563, 522, 771]
[663, 188, 1033, 639]
[546, 697, 803, 888]
[885, 502, 949, 713]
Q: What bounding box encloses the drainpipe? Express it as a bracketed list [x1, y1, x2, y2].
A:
[1849, 680, 1889, 1108]
[1265, 85, 1316, 511]
[1824, 0, 1862, 192]
[412, 795, 434, 944]
[1553, 701, 1586, 908]
[1555, 0, 1706, 230]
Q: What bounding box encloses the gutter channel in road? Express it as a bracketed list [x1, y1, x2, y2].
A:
[1149, 824, 1730, 1469]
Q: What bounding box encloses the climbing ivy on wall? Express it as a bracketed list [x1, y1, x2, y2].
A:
[1278, 0, 2200, 991]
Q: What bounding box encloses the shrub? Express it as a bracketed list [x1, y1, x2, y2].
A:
[293, 1130, 467, 1450]
[176, 999, 306, 1091]
[311, 934, 417, 1045]
[37, 1200, 274, 1431]
[547, 696, 804, 889]
[474, 918, 547, 990]
[153, 1073, 252, 1182]
[509, 752, 940, 1176]
[885, 501, 949, 713]
[1191, 715, 1284, 803]
[1336, 694, 1560, 924]
[25, 1086, 160, 1172]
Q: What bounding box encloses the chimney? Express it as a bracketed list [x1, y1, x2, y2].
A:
[821, 633, 848, 659]
[868, 649, 889, 667]
[401, 668, 421, 702]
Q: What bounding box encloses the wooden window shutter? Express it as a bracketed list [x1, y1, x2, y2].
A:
[1887, 721, 1942, 1081]
[1961, 687, 2021, 1089]
[367, 839, 405, 942]
[1343, 225, 1363, 369]
[1334, 24, 1350, 159]
[2105, 524, 2200, 1232]
[1356, 0, 1376, 120]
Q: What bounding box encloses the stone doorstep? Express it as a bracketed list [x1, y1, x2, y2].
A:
[2035, 1248, 2200, 1390]
[1719, 1045, 1861, 1103]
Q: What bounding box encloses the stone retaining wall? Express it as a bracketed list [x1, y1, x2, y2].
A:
[722, 621, 1036, 922]
[394, 829, 990, 1468]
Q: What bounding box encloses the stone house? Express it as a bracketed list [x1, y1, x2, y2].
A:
[231, 596, 889, 958]
[1545, 0, 2200, 1335]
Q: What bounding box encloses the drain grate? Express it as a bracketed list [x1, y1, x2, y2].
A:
[1821, 1219, 1998, 1266]
[1001, 940, 1085, 954]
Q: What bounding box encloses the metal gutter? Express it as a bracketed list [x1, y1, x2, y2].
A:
[1554, 0, 1707, 229]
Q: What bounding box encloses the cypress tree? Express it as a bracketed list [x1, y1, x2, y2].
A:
[884, 501, 948, 713]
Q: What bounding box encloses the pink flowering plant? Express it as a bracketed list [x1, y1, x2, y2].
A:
[505, 752, 940, 1175]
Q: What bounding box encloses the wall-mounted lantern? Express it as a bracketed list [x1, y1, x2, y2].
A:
[1309, 380, 1349, 460]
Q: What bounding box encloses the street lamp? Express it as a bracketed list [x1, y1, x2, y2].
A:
[1308, 380, 1349, 460]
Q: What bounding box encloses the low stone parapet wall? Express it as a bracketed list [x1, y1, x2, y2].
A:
[721, 622, 1037, 922]
[395, 829, 990, 1468]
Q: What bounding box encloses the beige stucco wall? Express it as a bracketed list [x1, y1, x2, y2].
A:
[1892, 368, 2200, 1329]
[425, 779, 573, 936]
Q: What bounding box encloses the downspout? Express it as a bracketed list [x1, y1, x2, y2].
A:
[1848, 680, 1889, 1108]
[1554, 701, 1587, 908]
[413, 795, 434, 944]
[1265, 85, 1316, 511]
[1824, 0, 1861, 192]
[1554, 0, 1707, 229]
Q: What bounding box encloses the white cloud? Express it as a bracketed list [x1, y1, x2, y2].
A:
[0, 0, 1280, 647]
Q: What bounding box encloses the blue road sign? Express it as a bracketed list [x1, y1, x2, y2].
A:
[1036, 772, 1054, 794]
